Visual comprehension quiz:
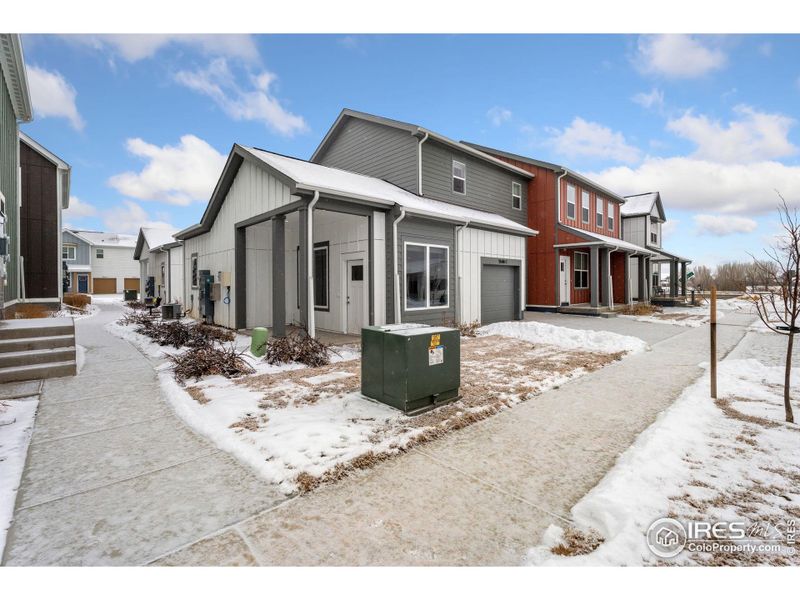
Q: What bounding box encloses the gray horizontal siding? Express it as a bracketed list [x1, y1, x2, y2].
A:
[62, 231, 91, 265]
[315, 117, 419, 193]
[385, 215, 456, 326]
[421, 140, 528, 227]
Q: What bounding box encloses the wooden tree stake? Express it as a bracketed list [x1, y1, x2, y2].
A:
[710, 286, 717, 398]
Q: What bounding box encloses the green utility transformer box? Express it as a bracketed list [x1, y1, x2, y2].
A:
[361, 324, 460, 415]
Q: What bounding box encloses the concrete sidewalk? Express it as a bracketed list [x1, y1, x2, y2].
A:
[1, 303, 286, 566]
[154, 310, 755, 566]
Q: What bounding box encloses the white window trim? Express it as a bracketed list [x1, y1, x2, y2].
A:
[96, 248, 104, 259]
[403, 242, 450, 311]
[512, 181, 522, 210]
[607, 202, 614, 232]
[313, 244, 330, 311]
[581, 190, 590, 224]
[596, 196, 604, 228]
[566, 184, 576, 221]
[452, 160, 466, 195]
[574, 251, 589, 290]
[63, 244, 76, 260]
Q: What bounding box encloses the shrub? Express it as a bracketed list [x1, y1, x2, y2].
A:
[167, 344, 255, 383]
[14, 304, 52, 319]
[444, 319, 481, 337]
[619, 303, 663, 316]
[126, 300, 146, 310]
[118, 312, 234, 349]
[264, 327, 332, 367]
[64, 293, 91, 310]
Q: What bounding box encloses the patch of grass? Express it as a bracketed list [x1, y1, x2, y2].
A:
[186, 386, 210, 405]
[167, 344, 255, 384]
[63, 292, 91, 310]
[550, 528, 604, 557]
[13, 304, 52, 319]
[619, 303, 663, 316]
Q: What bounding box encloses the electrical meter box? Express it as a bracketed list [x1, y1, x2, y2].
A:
[361, 324, 460, 415]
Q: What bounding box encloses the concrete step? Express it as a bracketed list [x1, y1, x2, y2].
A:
[0, 318, 74, 341]
[0, 335, 75, 354]
[0, 346, 76, 368]
[0, 360, 77, 384]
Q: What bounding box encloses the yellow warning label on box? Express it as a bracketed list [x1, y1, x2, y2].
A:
[429, 333, 441, 349]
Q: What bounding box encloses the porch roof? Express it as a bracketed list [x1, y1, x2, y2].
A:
[651, 248, 692, 263]
[66, 264, 92, 272]
[555, 225, 656, 255]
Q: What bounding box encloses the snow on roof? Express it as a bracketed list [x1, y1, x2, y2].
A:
[68, 230, 137, 247]
[558, 225, 655, 255]
[141, 227, 179, 251]
[246, 148, 537, 236]
[66, 264, 91, 272]
[621, 193, 658, 216]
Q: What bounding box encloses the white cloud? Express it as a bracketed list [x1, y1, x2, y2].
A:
[487, 106, 512, 127]
[666, 105, 797, 163]
[64, 196, 96, 219]
[69, 34, 259, 63]
[546, 117, 640, 164]
[632, 88, 664, 110]
[635, 35, 727, 79]
[26, 65, 84, 130]
[661, 219, 679, 239]
[174, 59, 307, 137]
[758, 42, 773, 57]
[694, 214, 758, 236]
[589, 157, 800, 215]
[102, 200, 175, 235]
[108, 134, 226, 206]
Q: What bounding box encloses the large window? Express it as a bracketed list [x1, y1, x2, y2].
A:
[607, 201, 614, 232]
[405, 243, 449, 310]
[62, 244, 76, 260]
[512, 182, 522, 210]
[191, 253, 198, 288]
[566, 184, 576, 220]
[581, 190, 590, 223]
[574, 252, 589, 289]
[596, 196, 604, 228]
[452, 160, 466, 194]
[96, 248, 104, 259]
[313, 242, 329, 310]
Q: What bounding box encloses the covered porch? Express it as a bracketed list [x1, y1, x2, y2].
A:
[651, 249, 692, 306]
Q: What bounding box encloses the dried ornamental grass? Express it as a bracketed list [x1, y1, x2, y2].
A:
[13, 304, 52, 319]
[63, 292, 91, 309]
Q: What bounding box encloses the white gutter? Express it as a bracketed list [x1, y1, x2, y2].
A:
[392, 209, 407, 324]
[307, 191, 320, 337]
[417, 132, 429, 195]
[454, 219, 470, 324]
[555, 169, 568, 222]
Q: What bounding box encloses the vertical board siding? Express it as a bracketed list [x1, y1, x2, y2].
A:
[558, 177, 622, 239]
[1, 77, 18, 306]
[622, 215, 646, 247]
[314, 117, 419, 193]
[458, 227, 526, 324]
[421, 140, 528, 227]
[245, 222, 272, 328]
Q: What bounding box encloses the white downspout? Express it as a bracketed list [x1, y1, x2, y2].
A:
[392, 209, 406, 324]
[555, 169, 568, 222]
[455, 219, 470, 324]
[417, 132, 429, 195]
[307, 191, 320, 338]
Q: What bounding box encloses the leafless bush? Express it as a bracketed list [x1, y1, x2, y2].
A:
[167, 344, 255, 383]
[118, 313, 234, 349]
[126, 300, 146, 310]
[443, 319, 481, 337]
[264, 326, 333, 367]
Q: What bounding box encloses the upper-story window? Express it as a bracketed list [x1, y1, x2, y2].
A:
[511, 182, 522, 210]
[96, 248, 104, 259]
[607, 202, 614, 232]
[566, 184, 576, 220]
[596, 196, 604, 228]
[452, 160, 466, 195]
[650, 221, 660, 245]
[62, 244, 76, 260]
[581, 190, 590, 223]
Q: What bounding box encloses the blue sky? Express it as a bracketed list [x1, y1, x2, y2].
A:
[19, 34, 800, 269]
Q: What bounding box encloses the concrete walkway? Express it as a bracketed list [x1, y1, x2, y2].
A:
[153, 309, 756, 566]
[1, 303, 286, 566]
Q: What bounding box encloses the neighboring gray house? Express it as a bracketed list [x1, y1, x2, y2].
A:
[133, 227, 184, 303]
[0, 34, 33, 318]
[62, 229, 139, 294]
[621, 192, 691, 300]
[310, 108, 536, 326]
[176, 132, 537, 337]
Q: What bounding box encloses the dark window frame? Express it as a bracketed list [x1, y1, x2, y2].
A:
[313, 241, 330, 311]
[191, 253, 199, 289]
[566, 183, 576, 221]
[574, 251, 589, 289]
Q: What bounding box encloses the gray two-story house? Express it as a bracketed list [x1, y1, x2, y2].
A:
[621, 191, 691, 301]
[176, 109, 537, 337]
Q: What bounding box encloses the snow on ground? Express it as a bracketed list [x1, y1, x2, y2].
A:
[56, 303, 100, 321]
[526, 356, 800, 566]
[620, 298, 752, 328]
[479, 320, 649, 354]
[90, 294, 124, 305]
[0, 397, 38, 558]
[109, 315, 644, 494]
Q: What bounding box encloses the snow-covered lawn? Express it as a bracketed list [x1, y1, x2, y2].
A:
[620, 298, 752, 328]
[527, 357, 800, 566]
[110, 316, 648, 494]
[0, 397, 38, 557]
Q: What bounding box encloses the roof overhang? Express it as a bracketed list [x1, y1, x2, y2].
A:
[556, 224, 656, 255]
[651, 249, 692, 263]
[0, 34, 32, 122]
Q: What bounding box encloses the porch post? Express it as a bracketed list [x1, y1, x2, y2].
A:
[680, 262, 687, 296]
[670, 259, 678, 297]
[600, 248, 610, 307]
[234, 227, 246, 329]
[590, 246, 600, 308]
[272, 216, 286, 337]
[624, 253, 632, 305]
[637, 256, 646, 302]
[298, 208, 309, 328]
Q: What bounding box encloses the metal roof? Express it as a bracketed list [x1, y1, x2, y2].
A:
[0, 34, 32, 122]
[621, 191, 666, 220]
[556, 225, 656, 255]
